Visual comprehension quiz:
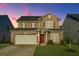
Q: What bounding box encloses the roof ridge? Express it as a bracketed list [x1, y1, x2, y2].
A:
[67, 14, 79, 21]
[18, 15, 41, 18]
[17, 16, 41, 21]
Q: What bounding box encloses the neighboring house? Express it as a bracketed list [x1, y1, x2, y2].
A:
[0, 15, 14, 43]
[63, 14, 79, 44]
[11, 14, 63, 45]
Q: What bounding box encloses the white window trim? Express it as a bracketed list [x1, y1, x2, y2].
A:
[32, 23, 35, 28]
[22, 23, 25, 28]
[45, 21, 53, 29]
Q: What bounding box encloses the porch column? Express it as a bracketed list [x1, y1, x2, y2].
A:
[46, 31, 48, 43]
[37, 31, 40, 43]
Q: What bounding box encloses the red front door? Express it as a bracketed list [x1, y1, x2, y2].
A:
[40, 34, 45, 44]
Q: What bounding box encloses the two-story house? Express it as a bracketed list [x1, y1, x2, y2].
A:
[0, 15, 14, 43]
[11, 14, 63, 45]
[63, 14, 79, 44]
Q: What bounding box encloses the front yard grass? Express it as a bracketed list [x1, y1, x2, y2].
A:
[34, 45, 79, 56]
[0, 43, 10, 49]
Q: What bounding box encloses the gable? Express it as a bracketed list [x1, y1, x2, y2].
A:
[41, 14, 60, 21]
[0, 15, 14, 30]
[67, 14, 79, 21]
[63, 15, 79, 33]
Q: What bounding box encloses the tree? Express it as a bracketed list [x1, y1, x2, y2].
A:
[64, 35, 73, 50]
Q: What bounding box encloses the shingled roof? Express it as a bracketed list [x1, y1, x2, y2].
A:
[13, 28, 38, 31]
[0, 15, 14, 29]
[17, 16, 41, 21]
[67, 14, 79, 21]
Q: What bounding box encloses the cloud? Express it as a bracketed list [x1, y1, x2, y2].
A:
[59, 21, 63, 26]
[20, 4, 32, 16]
[12, 17, 18, 20]
[0, 4, 32, 28]
[0, 3, 8, 8]
[9, 16, 18, 28]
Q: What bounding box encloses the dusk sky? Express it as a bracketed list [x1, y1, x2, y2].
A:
[0, 3, 79, 28]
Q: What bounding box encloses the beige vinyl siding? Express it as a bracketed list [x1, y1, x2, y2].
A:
[45, 21, 54, 29]
[50, 33, 60, 44]
[25, 23, 32, 28]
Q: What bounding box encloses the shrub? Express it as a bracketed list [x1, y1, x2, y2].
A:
[64, 36, 73, 44]
[47, 40, 53, 45]
[60, 40, 65, 45]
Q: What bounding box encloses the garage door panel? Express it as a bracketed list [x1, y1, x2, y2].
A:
[15, 35, 38, 44]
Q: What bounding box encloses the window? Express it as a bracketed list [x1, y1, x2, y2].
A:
[45, 21, 53, 28]
[20, 23, 25, 28]
[22, 23, 25, 28]
[20, 23, 22, 28]
[48, 15, 51, 18]
[25, 23, 32, 28]
[32, 23, 35, 28]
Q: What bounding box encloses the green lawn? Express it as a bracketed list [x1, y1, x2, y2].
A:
[34, 45, 79, 56]
[0, 43, 10, 49]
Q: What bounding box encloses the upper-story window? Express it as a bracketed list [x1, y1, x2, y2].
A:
[48, 15, 51, 18]
[22, 23, 25, 28]
[45, 21, 53, 29]
[20, 23, 22, 28]
[32, 23, 35, 28]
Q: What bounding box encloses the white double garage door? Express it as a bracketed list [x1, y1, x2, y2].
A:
[15, 35, 38, 44]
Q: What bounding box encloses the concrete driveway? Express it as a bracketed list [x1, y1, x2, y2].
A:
[0, 45, 36, 56]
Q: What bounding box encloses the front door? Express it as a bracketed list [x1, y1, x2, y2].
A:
[40, 34, 45, 44]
